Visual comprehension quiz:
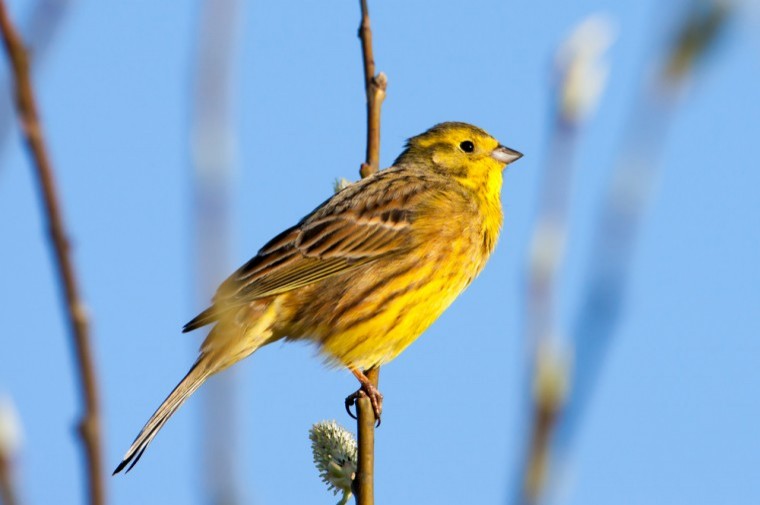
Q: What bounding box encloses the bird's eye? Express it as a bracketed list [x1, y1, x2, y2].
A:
[460, 140, 475, 153]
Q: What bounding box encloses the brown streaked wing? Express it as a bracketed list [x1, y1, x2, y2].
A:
[183, 168, 432, 333]
[230, 210, 413, 301]
[224, 187, 414, 299]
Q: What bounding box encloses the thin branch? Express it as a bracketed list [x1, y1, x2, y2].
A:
[514, 5, 730, 504]
[0, 3, 105, 505]
[0, 395, 22, 505]
[358, 0, 386, 178]
[354, 367, 379, 505]
[0, 0, 72, 161]
[0, 456, 19, 505]
[190, 0, 243, 503]
[558, 0, 731, 458]
[517, 125, 575, 505]
[353, 1, 386, 503]
[515, 17, 614, 503]
[516, 345, 568, 505]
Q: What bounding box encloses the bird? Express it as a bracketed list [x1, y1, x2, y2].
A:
[113, 122, 522, 474]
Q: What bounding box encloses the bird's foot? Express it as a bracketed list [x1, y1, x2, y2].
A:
[345, 369, 383, 426]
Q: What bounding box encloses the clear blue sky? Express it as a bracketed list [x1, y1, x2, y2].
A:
[1, 1, 759, 505]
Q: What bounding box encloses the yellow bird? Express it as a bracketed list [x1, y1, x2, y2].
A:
[114, 122, 522, 473]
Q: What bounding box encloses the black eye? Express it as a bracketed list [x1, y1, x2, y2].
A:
[460, 140, 475, 153]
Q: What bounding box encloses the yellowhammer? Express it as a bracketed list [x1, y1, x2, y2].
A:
[114, 122, 522, 473]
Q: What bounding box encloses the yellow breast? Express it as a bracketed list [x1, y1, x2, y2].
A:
[283, 183, 502, 369]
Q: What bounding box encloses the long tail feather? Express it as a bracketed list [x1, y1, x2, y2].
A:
[113, 359, 212, 474]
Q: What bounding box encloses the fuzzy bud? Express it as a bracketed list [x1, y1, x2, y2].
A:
[309, 420, 357, 503]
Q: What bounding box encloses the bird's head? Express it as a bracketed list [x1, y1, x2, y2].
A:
[393, 122, 522, 181]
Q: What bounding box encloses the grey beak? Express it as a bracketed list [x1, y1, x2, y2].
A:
[491, 145, 523, 164]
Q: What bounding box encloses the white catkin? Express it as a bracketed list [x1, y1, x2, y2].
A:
[309, 420, 357, 496]
[556, 14, 616, 123]
[0, 394, 22, 458]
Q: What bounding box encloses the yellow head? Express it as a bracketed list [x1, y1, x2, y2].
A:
[393, 122, 522, 185]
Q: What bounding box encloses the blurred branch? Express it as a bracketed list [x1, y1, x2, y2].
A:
[521, 347, 568, 504]
[516, 15, 614, 505]
[190, 0, 242, 504]
[0, 396, 23, 505]
[558, 0, 731, 462]
[0, 457, 17, 505]
[0, 3, 105, 505]
[358, 0, 386, 178]
[517, 3, 729, 501]
[0, 0, 72, 160]
[525, 14, 615, 353]
[663, 0, 730, 83]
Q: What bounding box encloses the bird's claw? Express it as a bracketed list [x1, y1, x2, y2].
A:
[344, 384, 383, 426]
[344, 391, 362, 420]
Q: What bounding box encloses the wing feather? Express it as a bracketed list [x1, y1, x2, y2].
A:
[184, 170, 428, 331]
[234, 214, 410, 300]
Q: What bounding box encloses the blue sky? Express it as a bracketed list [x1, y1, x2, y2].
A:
[1, 1, 759, 505]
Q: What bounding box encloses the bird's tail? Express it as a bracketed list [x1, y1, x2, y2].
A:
[113, 358, 213, 474]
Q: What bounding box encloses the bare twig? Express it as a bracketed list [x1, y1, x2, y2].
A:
[0, 396, 22, 505]
[0, 0, 72, 161]
[516, 17, 614, 504]
[358, 0, 386, 178]
[517, 345, 568, 505]
[0, 455, 19, 505]
[354, 367, 379, 505]
[514, 4, 730, 505]
[518, 118, 576, 505]
[558, 0, 731, 456]
[0, 3, 105, 505]
[353, 1, 386, 503]
[190, 0, 242, 504]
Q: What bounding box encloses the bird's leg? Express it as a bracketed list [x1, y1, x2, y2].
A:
[345, 366, 383, 425]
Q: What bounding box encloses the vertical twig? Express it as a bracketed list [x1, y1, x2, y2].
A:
[557, 0, 731, 460]
[354, 1, 386, 503]
[354, 367, 379, 505]
[516, 16, 614, 504]
[0, 3, 105, 505]
[514, 4, 730, 505]
[190, 0, 242, 504]
[358, 0, 386, 179]
[0, 458, 18, 505]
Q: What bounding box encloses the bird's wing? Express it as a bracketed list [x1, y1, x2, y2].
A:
[184, 174, 421, 332]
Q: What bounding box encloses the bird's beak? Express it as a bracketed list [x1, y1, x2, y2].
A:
[491, 145, 523, 165]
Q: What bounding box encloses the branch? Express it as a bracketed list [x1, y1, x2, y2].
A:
[353, 1, 386, 503]
[0, 0, 72, 161]
[515, 5, 730, 504]
[0, 456, 18, 505]
[354, 367, 379, 505]
[556, 0, 731, 463]
[358, 0, 386, 178]
[0, 4, 105, 505]
[0, 395, 22, 505]
[516, 17, 613, 503]
[191, 0, 243, 503]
